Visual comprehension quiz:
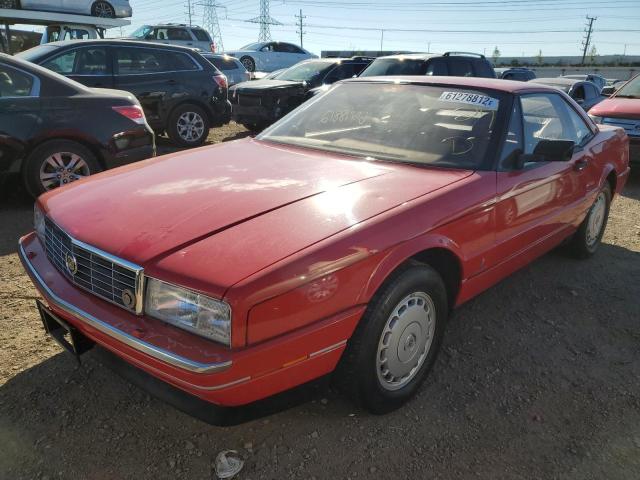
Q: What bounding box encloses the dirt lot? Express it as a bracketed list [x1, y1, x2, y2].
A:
[1, 124, 639, 480]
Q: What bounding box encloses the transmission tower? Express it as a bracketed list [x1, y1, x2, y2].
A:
[581, 16, 596, 65]
[248, 0, 281, 42]
[201, 1, 224, 52]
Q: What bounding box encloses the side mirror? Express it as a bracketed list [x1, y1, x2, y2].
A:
[533, 139, 575, 161]
[513, 140, 575, 169]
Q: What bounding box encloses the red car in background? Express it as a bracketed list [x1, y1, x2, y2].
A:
[589, 73, 640, 164]
[20, 77, 630, 422]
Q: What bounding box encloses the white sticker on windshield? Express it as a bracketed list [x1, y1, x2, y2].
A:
[439, 91, 499, 110]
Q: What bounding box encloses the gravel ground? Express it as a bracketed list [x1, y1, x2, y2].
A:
[1, 124, 639, 479]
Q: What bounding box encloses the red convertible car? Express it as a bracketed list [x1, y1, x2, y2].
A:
[20, 77, 630, 420]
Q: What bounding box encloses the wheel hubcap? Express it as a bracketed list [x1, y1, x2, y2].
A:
[376, 292, 436, 391]
[242, 59, 254, 71]
[586, 192, 606, 247]
[39, 152, 90, 191]
[177, 111, 205, 142]
[95, 2, 114, 16]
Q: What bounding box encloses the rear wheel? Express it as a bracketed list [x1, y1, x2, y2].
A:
[566, 183, 611, 258]
[240, 56, 256, 72]
[91, 1, 115, 17]
[167, 104, 210, 147]
[335, 263, 448, 413]
[0, 0, 20, 8]
[23, 140, 101, 197]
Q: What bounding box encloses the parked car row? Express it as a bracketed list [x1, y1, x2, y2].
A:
[1, 0, 132, 18]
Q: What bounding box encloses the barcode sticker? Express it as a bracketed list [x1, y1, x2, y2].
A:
[439, 91, 499, 110]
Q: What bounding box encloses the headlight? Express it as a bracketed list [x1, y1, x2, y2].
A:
[145, 278, 231, 346]
[34, 203, 45, 244]
[589, 114, 603, 124]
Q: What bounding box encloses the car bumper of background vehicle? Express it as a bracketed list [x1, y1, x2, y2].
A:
[231, 104, 274, 125]
[104, 129, 155, 168]
[18, 232, 362, 407]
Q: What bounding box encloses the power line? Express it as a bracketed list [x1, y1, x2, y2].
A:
[581, 15, 596, 64]
[295, 9, 306, 48]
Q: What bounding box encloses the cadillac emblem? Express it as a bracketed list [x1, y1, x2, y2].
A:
[64, 253, 78, 275]
[121, 289, 135, 309]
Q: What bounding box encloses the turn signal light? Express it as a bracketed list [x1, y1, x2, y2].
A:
[112, 105, 146, 125]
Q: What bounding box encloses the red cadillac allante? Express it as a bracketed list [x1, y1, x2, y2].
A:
[20, 77, 630, 420]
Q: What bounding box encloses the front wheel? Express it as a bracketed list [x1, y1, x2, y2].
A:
[167, 104, 210, 147]
[335, 263, 448, 414]
[91, 1, 115, 17]
[23, 140, 101, 198]
[566, 183, 611, 258]
[0, 0, 20, 8]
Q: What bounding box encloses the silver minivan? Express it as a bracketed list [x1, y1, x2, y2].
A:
[128, 23, 214, 52]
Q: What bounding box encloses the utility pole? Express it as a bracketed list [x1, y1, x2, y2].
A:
[581, 16, 596, 65]
[186, 0, 193, 27]
[295, 9, 306, 48]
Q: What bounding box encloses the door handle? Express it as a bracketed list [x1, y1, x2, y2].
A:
[574, 158, 589, 171]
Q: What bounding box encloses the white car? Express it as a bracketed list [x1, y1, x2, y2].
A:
[225, 41, 316, 73]
[12, 0, 132, 18]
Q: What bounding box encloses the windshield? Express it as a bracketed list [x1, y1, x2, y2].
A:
[131, 25, 152, 38]
[15, 44, 59, 62]
[360, 58, 428, 77]
[277, 61, 333, 83]
[240, 42, 263, 51]
[259, 83, 501, 170]
[615, 75, 640, 98]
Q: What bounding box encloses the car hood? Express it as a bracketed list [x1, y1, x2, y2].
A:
[589, 97, 640, 119]
[231, 79, 305, 93]
[39, 139, 472, 294]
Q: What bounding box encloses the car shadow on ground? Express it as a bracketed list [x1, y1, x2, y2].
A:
[2, 239, 639, 478]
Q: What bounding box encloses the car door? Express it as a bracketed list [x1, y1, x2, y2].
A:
[495, 92, 595, 257]
[0, 63, 40, 174]
[40, 45, 114, 88]
[112, 46, 179, 128]
[258, 43, 278, 70]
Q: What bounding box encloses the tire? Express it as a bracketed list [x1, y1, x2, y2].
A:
[91, 1, 115, 17]
[566, 183, 612, 259]
[240, 56, 256, 72]
[0, 0, 20, 8]
[166, 104, 210, 147]
[335, 263, 448, 414]
[23, 140, 101, 198]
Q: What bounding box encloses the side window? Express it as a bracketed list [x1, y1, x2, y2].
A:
[42, 50, 77, 74]
[499, 100, 524, 170]
[448, 59, 473, 77]
[324, 63, 357, 83]
[572, 84, 586, 101]
[286, 44, 305, 54]
[0, 66, 35, 97]
[425, 58, 448, 76]
[472, 59, 494, 78]
[192, 29, 210, 41]
[352, 62, 369, 76]
[565, 105, 594, 146]
[165, 52, 199, 71]
[261, 43, 275, 52]
[116, 48, 197, 74]
[520, 93, 584, 154]
[64, 29, 91, 41]
[503, 72, 513, 80]
[167, 28, 192, 41]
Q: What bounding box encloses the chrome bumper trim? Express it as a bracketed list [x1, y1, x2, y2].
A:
[19, 239, 232, 375]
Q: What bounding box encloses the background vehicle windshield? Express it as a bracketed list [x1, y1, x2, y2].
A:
[615, 75, 640, 98]
[240, 42, 263, 50]
[360, 58, 427, 76]
[277, 61, 333, 83]
[259, 83, 500, 169]
[131, 26, 152, 38]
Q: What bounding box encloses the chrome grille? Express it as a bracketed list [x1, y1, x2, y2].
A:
[43, 217, 143, 313]
[603, 117, 640, 137]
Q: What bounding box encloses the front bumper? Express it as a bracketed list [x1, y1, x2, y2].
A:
[19, 233, 360, 408]
[231, 103, 277, 126]
[104, 127, 155, 168]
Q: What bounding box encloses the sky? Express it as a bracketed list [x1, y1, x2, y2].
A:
[60, 0, 640, 57]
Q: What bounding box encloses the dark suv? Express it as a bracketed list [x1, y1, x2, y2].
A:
[18, 40, 231, 147]
[230, 56, 374, 131]
[360, 51, 495, 78]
